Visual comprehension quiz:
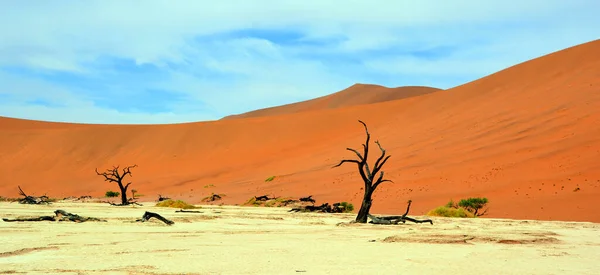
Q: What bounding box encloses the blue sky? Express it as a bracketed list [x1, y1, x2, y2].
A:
[0, 1, 598, 124]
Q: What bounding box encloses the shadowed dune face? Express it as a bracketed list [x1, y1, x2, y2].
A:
[221, 85, 442, 119]
[1, 39, 599, 222]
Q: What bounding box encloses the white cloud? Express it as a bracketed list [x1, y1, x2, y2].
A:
[0, 1, 598, 123]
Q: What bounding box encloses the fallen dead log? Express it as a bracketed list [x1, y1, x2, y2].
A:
[2, 209, 106, 223]
[175, 209, 203, 213]
[289, 203, 332, 213]
[368, 200, 433, 225]
[17, 186, 51, 205]
[2, 216, 56, 222]
[254, 195, 277, 201]
[136, 211, 174, 225]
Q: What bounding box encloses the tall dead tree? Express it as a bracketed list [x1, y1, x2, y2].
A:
[95, 165, 137, 205]
[333, 120, 392, 223]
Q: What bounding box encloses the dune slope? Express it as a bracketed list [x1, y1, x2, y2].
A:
[221, 84, 441, 119]
[1, 39, 599, 222]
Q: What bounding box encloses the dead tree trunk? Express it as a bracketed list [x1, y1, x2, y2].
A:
[95, 165, 137, 205]
[333, 120, 392, 223]
[136, 211, 174, 225]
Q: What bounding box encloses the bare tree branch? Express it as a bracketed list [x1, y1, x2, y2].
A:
[332, 159, 361, 167]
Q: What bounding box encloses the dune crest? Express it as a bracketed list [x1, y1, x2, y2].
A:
[221, 84, 441, 119]
[1, 39, 599, 222]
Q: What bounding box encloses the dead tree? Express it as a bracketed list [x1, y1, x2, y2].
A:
[299, 195, 316, 204]
[95, 165, 137, 205]
[136, 211, 174, 225]
[333, 120, 392, 223]
[368, 200, 433, 225]
[17, 186, 51, 205]
[157, 194, 171, 202]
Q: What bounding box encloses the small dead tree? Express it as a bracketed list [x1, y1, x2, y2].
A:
[333, 120, 392, 223]
[95, 165, 137, 205]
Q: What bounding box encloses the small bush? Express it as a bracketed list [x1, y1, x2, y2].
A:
[105, 191, 120, 198]
[201, 193, 225, 202]
[203, 184, 215, 188]
[155, 199, 198, 209]
[337, 202, 354, 213]
[265, 176, 276, 182]
[445, 199, 456, 208]
[458, 197, 489, 216]
[427, 206, 474, 218]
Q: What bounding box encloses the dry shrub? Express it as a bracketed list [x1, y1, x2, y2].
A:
[243, 196, 297, 207]
[427, 206, 474, 218]
[155, 199, 198, 209]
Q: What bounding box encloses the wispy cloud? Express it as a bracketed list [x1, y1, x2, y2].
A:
[0, 0, 598, 123]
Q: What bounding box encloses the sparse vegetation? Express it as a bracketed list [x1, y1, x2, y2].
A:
[265, 176, 276, 182]
[458, 197, 489, 216]
[428, 198, 489, 217]
[202, 193, 225, 202]
[427, 206, 474, 218]
[336, 202, 354, 213]
[0, 196, 18, 202]
[155, 199, 198, 209]
[105, 191, 120, 198]
[203, 184, 215, 188]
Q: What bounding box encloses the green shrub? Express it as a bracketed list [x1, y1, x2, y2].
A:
[445, 199, 456, 208]
[265, 176, 276, 182]
[105, 191, 120, 198]
[155, 199, 198, 209]
[458, 197, 489, 216]
[427, 206, 474, 218]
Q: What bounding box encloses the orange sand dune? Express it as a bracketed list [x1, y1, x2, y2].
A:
[1, 39, 599, 222]
[222, 84, 441, 119]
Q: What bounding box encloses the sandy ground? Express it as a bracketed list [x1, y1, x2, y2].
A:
[1, 202, 599, 275]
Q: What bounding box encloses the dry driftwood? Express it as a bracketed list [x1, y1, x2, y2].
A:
[290, 203, 332, 213]
[175, 209, 203, 213]
[368, 200, 433, 225]
[299, 195, 316, 204]
[2, 209, 106, 223]
[17, 186, 51, 205]
[136, 211, 174, 225]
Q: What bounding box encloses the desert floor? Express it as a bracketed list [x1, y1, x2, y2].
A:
[1, 202, 599, 275]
